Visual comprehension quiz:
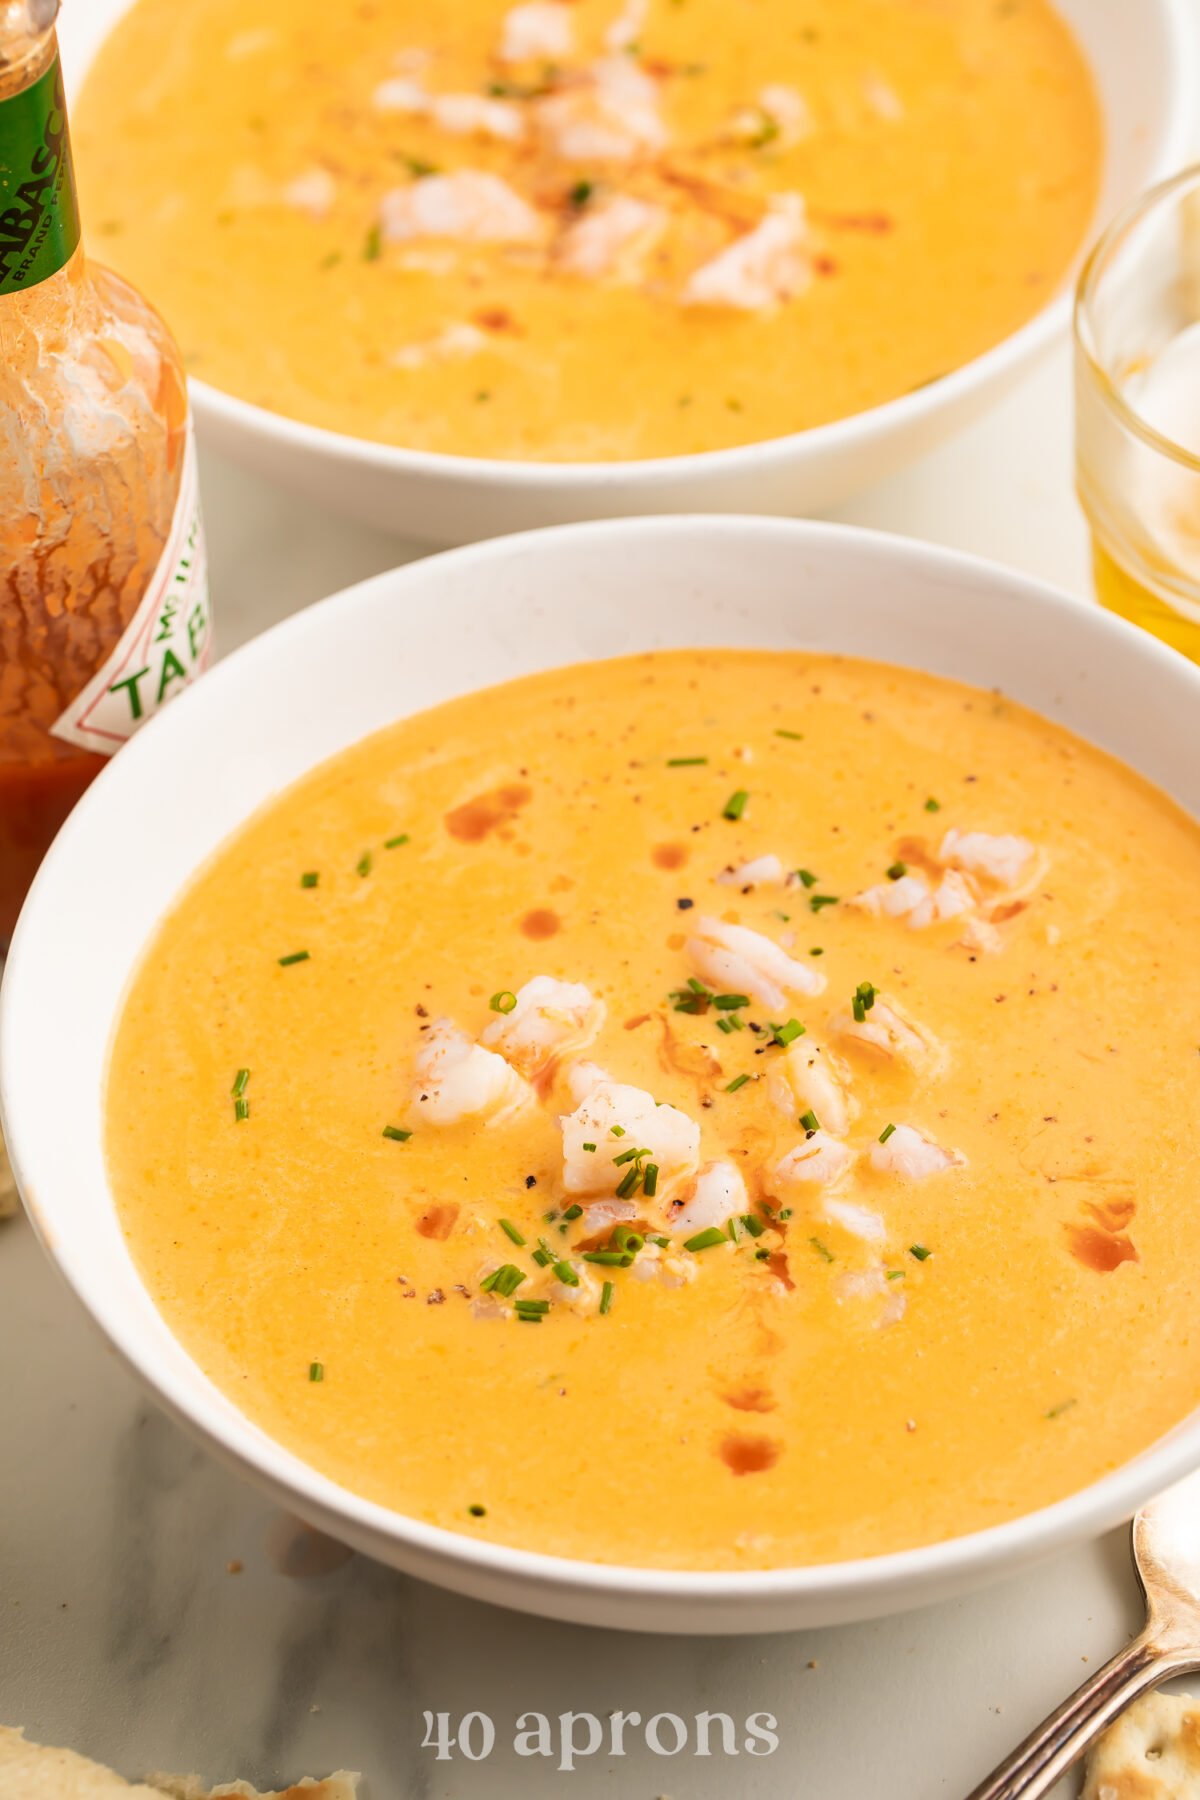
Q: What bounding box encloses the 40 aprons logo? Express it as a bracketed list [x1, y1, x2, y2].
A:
[421, 1708, 780, 1769]
[50, 428, 212, 753]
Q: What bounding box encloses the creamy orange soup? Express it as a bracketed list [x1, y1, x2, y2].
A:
[73, 0, 1101, 460]
[106, 651, 1200, 1570]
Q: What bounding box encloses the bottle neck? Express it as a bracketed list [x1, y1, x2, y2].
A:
[0, 16, 81, 299]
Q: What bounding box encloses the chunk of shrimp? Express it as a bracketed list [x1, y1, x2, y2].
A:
[940, 828, 1035, 889]
[681, 195, 808, 311]
[665, 1160, 749, 1237]
[411, 1019, 531, 1125]
[772, 1131, 855, 1192]
[769, 1039, 855, 1137]
[828, 994, 942, 1070]
[715, 853, 786, 889]
[481, 975, 605, 1082]
[686, 914, 826, 1011]
[850, 869, 974, 929]
[560, 1080, 700, 1197]
[869, 1122, 964, 1179]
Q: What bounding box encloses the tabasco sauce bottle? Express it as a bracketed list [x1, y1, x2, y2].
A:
[0, 0, 212, 950]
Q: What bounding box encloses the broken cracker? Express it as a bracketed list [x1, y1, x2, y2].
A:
[1083, 1689, 1200, 1799]
[0, 1729, 359, 1800]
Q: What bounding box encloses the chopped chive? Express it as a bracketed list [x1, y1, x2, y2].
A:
[232, 1068, 250, 1097]
[384, 833, 411, 850]
[517, 1310, 542, 1322]
[615, 1164, 642, 1199]
[611, 1125, 626, 1137]
[684, 1226, 727, 1252]
[234, 1096, 250, 1122]
[300, 871, 319, 889]
[600, 1280, 615, 1315]
[481, 1263, 526, 1297]
[779, 1208, 792, 1219]
[809, 1236, 834, 1263]
[563, 1203, 583, 1221]
[1045, 1398, 1077, 1420]
[490, 990, 518, 1014]
[886, 862, 908, 881]
[775, 729, 804, 741]
[642, 1163, 659, 1197]
[925, 796, 941, 812]
[515, 1298, 550, 1314]
[651, 1234, 670, 1248]
[569, 177, 594, 207]
[809, 946, 824, 956]
[309, 1361, 324, 1382]
[716, 1017, 735, 1034]
[277, 949, 310, 967]
[727, 1216, 742, 1242]
[755, 1247, 770, 1260]
[612, 1145, 645, 1166]
[584, 1249, 634, 1266]
[581, 1142, 597, 1153]
[771, 1018, 806, 1047]
[886, 1270, 905, 1281]
[363, 223, 382, 261]
[799, 1108, 820, 1133]
[796, 868, 818, 887]
[382, 1125, 412, 1142]
[498, 1218, 526, 1246]
[810, 893, 839, 912]
[741, 1213, 765, 1238]
[725, 1073, 751, 1093]
[909, 1244, 932, 1262]
[356, 851, 372, 877]
[468, 1503, 487, 1517]
[774, 909, 791, 922]
[713, 993, 750, 1013]
[722, 789, 749, 821]
[532, 1248, 553, 1267]
[553, 1260, 580, 1286]
[667, 755, 708, 767]
[851, 980, 878, 1023]
[878, 1122, 897, 1144]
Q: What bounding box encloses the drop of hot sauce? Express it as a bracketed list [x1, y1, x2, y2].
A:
[1065, 1223, 1139, 1273]
[415, 1203, 460, 1241]
[520, 908, 560, 940]
[444, 782, 532, 843]
[719, 1433, 781, 1476]
[652, 842, 689, 870]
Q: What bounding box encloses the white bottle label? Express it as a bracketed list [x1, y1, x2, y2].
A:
[49, 426, 213, 754]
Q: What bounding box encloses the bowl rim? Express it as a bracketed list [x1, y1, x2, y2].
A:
[162, 0, 1200, 488]
[7, 512, 1200, 1614]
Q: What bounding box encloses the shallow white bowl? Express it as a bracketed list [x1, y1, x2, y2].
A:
[60, 0, 1197, 543]
[5, 517, 1200, 1633]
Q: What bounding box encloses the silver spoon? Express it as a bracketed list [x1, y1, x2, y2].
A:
[968, 1466, 1200, 1799]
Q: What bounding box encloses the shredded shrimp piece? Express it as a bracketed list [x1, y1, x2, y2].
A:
[850, 868, 974, 929]
[773, 1131, 854, 1191]
[686, 914, 825, 1011]
[828, 994, 941, 1069]
[770, 1040, 855, 1137]
[281, 167, 336, 218]
[392, 323, 489, 370]
[557, 194, 666, 280]
[682, 195, 808, 311]
[560, 1079, 700, 1197]
[869, 1122, 964, 1179]
[940, 828, 1035, 889]
[499, 0, 574, 61]
[730, 83, 812, 148]
[379, 172, 545, 244]
[823, 1196, 886, 1243]
[411, 1019, 531, 1125]
[666, 1160, 748, 1237]
[716, 853, 786, 889]
[566, 1059, 610, 1104]
[580, 1197, 638, 1236]
[535, 58, 667, 164]
[481, 976, 605, 1081]
[372, 80, 525, 142]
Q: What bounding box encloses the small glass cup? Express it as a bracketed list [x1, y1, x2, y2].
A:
[1075, 165, 1200, 661]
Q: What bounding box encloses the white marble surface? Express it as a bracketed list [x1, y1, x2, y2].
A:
[0, 343, 1168, 1799]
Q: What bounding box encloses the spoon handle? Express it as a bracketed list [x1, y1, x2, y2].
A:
[965, 1630, 1200, 1799]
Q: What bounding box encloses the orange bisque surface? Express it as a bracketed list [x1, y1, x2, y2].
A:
[106, 651, 1200, 1570]
[73, 0, 1101, 460]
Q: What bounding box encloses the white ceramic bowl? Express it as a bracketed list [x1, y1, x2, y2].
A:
[60, 0, 1197, 544]
[5, 516, 1200, 1633]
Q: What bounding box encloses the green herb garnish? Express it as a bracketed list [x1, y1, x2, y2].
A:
[810, 893, 838, 912]
[909, 1244, 932, 1262]
[499, 1218, 526, 1246]
[878, 1122, 896, 1143]
[725, 1073, 751, 1093]
[684, 1226, 728, 1252]
[775, 729, 804, 741]
[667, 756, 708, 767]
[362, 224, 382, 261]
[722, 789, 749, 821]
[851, 981, 878, 1023]
[300, 872, 319, 889]
[769, 1018, 806, 1047]
[480, 1263, 526, 1297]
[309, 1361, 324, 1382]
[382, 1125, 412, 1143]
[277, 949, 310, 967]
[809, 1236, 834, 1263]
[886, 862, 908, 881]
[600, 1280, 615, 1315]
[490, 990, 518, 1014]
[924, 796, 941, 812]
[356, 851, 373, 878]
[384, 833, 410, 850]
